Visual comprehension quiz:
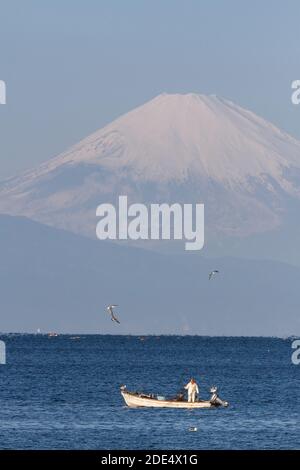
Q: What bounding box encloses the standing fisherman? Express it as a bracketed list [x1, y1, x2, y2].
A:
[184, 378, 199, 403]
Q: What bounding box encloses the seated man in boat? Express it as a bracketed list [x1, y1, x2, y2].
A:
[184, 378, 199, 403]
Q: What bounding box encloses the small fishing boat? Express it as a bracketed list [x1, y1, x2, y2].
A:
[48, 332, 59, 337]
[120, 385, 229, 409]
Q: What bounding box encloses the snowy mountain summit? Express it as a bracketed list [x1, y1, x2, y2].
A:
[1, 93, 300, 253]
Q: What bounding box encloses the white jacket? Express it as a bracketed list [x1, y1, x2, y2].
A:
[184, 381, 199, 395]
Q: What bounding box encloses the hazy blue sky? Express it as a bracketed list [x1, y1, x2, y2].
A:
[1, 0, 300, 178]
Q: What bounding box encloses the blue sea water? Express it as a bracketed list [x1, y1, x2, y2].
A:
[0, 335, 299, 450]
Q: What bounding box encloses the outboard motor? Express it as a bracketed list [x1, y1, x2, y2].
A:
[209, 386, 229, 407]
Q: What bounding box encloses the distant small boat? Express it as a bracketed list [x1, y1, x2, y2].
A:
[120, 385, 228, 409]
[48, 332, 59, 337]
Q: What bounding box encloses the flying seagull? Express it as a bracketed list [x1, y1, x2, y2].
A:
[106, 305, 120, 324]
[209, 270, 219, 280]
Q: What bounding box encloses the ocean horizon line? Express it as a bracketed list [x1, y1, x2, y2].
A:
[0, 332, 298, 339]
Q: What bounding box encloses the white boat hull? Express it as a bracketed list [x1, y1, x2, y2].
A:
[121, 391, 214, 409]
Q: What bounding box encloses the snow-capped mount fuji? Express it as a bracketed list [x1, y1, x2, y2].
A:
[1, 93, 300, 256]
[4, 93, 300, 186]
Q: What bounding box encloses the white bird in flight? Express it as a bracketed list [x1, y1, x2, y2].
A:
[106, 305, 120, 324]
[209, 270, 219, 280]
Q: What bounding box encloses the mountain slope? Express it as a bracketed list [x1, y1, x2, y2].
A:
[0, 214, 300, 335]
[1, 93, 300, 255]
